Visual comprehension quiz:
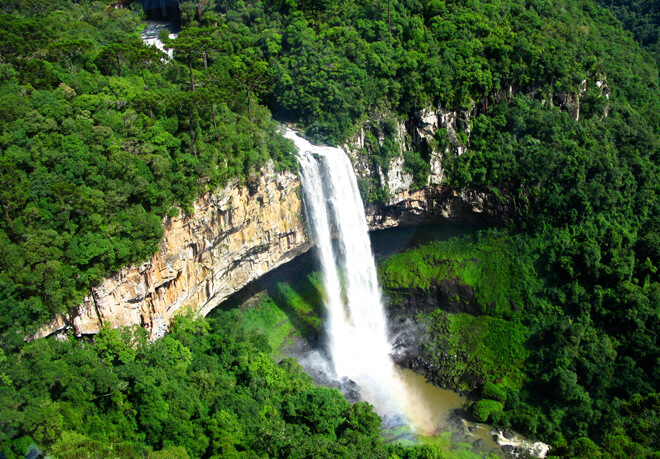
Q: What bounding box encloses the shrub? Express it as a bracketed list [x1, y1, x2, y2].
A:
[483, 382, 508, 403]
[470, 399, 504, 423]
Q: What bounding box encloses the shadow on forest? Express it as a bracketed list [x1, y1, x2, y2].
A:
[209, 248, 326, 347]
[210, 224, 484, 349]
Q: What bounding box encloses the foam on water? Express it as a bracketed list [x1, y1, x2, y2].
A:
[288, 129, 424, 426]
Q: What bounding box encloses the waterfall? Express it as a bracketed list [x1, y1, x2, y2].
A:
[285, 129, 408, 418]
[284, 129, 550, 451]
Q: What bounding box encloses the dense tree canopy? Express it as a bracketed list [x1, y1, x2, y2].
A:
[0, 313, 430, 458]
[0, 0, 658, 456]
[0, 1, 296, 338]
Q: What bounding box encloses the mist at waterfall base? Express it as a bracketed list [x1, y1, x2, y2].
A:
[285, 129, 441, 434]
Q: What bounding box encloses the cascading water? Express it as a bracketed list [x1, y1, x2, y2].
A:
[284, 129, 550, 454]
[140, 21, 180, 60]
[285, 129, 412, 420]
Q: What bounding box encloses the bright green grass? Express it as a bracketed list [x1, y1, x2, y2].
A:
[240, 297, 297, 354]
[380, 230, 540, 317]
[238, 272, 326, 355]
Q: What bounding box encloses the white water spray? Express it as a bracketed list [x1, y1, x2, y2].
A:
[286, 129, 412, 419]
[141, 21, 179, 60]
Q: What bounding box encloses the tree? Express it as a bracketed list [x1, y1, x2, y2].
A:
[164, 27, 217, 91]
[49, 38, 94, 72]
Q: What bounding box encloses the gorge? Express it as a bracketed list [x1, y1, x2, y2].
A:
[32, 120, 501, 341]
[286, 130, 550, 456]
[1, 0, 658, 457]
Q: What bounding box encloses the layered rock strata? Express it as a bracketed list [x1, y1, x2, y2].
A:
[33, 166, 310, 340]
[33, 112, 512, 340]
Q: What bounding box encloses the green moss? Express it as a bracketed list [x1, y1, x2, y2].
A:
[380, 230, 540, 317]
[420, 310, 529, 392]
[230, 271, 325, 356]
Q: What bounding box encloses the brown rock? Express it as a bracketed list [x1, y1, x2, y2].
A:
[34, 165, 310, 340]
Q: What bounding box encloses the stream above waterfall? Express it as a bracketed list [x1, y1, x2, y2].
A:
[140, 20, 180, 59]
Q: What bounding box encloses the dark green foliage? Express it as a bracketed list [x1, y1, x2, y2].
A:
[381, 231, 538, 317]
[1, 0, 659, 455]
[0, 313, 454, 458]
[380, 220, 658, 452]
[595, 0, 660, 62]
[419, 309, 529, 393]
[482, 382, 507, 404]
[0, 2, 296, 336]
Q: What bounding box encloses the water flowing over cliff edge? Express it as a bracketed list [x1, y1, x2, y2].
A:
[32, 121, 507, 341]
[291, 130, 409, 419]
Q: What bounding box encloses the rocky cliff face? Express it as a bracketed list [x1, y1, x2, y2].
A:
[344, 105, 474, 208]
[34, 165, 311, 340]
[33, 112, 512, 340]
[365, 186, 509, 230]
[348, 107, 511, 230]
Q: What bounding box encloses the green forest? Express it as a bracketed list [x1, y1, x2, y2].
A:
[0, 0, 658, 456]
[1, 310, 463, 458]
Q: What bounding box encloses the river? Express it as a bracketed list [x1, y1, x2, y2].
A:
[140, 20, 180, 59]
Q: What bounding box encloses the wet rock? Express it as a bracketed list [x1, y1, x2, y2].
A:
[447, 409, 466, 432]
[468, 425, 478, 433]
[382, 414, 409, 430]
[472, 439, 485, 449]
[502, 444, 515, 454]
[386, 278, 480, 317]
[339, 377, 361, 404]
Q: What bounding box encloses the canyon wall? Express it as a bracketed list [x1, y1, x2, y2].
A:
[33, 165, 310, 340]
[33, 111, 510, 340]
[349, 106, 513, 230]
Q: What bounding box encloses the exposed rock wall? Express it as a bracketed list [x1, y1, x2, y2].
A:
[365, 186, 510, 231]
[33, 113, 513, 340]
[345, 106, 473, 205]
[33, 166, 311, 340]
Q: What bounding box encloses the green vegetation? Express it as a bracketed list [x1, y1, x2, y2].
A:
[0, 1, 296, 338]
[0, 0, 658, 456]
[381, 232, 538, 316]
[419, 309, 529, 392]
[379, 233, 534, 395]
[233, 296, 297, 354]
[380, 226, 659, 455]
[469, 399, 504, 423]
[226, 270, 326, 350]
[427, 0, 659, 449]
[595, 0, 659, 62]
[0, 313, 373, 457]
[367, 0, 659, 450]
[416, 432, 481, 459]
[0, 310, 485, 459]
[2, 0, 656, 335]
[482, 382, 507, 404]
